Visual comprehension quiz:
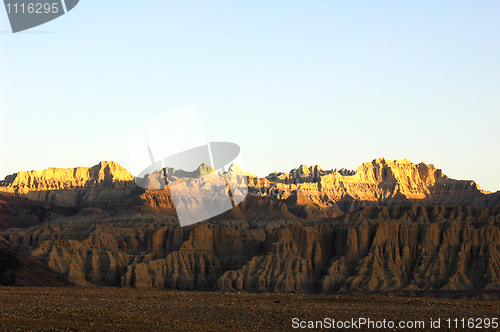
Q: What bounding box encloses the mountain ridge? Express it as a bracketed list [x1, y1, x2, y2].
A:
[0, 158, 498, 214]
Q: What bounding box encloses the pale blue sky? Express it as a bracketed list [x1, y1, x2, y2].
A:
[1, 1, 499, 191]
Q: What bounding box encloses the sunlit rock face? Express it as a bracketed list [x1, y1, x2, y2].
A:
[0, 161, 135, 207]
[0, 158, 495, 214]
[246, 158, 493, 212]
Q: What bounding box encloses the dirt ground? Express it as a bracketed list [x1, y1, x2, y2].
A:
[0, 287, 498, 331]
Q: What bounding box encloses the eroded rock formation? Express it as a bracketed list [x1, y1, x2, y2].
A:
[1, 159, 499, 297]
[2, 203, 499, 297]
[246, 158, 494, 212]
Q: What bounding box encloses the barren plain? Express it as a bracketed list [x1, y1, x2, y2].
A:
[1, 287, 499, 331]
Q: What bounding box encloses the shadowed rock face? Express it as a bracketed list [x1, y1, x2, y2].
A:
[220, 205, 500, 294]
[0, 194, 49, 229]
[0, 237, 71, 287]
[2, 204, 500, 297]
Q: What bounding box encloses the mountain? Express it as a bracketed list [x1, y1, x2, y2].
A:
[1, 158, 497, 215]
[220, 204, 500, 295]
[0, 159, 499, 297]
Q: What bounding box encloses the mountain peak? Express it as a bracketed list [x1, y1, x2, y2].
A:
[197, 163, 214, 176]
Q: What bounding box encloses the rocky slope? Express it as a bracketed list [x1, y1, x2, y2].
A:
[220, 205, 500, 294]
[0, 236, 71, 287]
[0, 194, 50, 229]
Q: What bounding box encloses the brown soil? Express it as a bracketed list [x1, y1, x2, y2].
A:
[0, 287, 498, 331]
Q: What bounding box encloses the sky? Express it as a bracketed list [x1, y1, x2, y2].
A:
[1, 1, 499, 191]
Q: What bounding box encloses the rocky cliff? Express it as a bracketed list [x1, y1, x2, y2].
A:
[246, 158, 494, 212]
[0, 161, 135, 207]
[220, 205, 500, 294]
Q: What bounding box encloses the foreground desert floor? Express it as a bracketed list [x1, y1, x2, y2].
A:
[0, 287, 498, 331]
